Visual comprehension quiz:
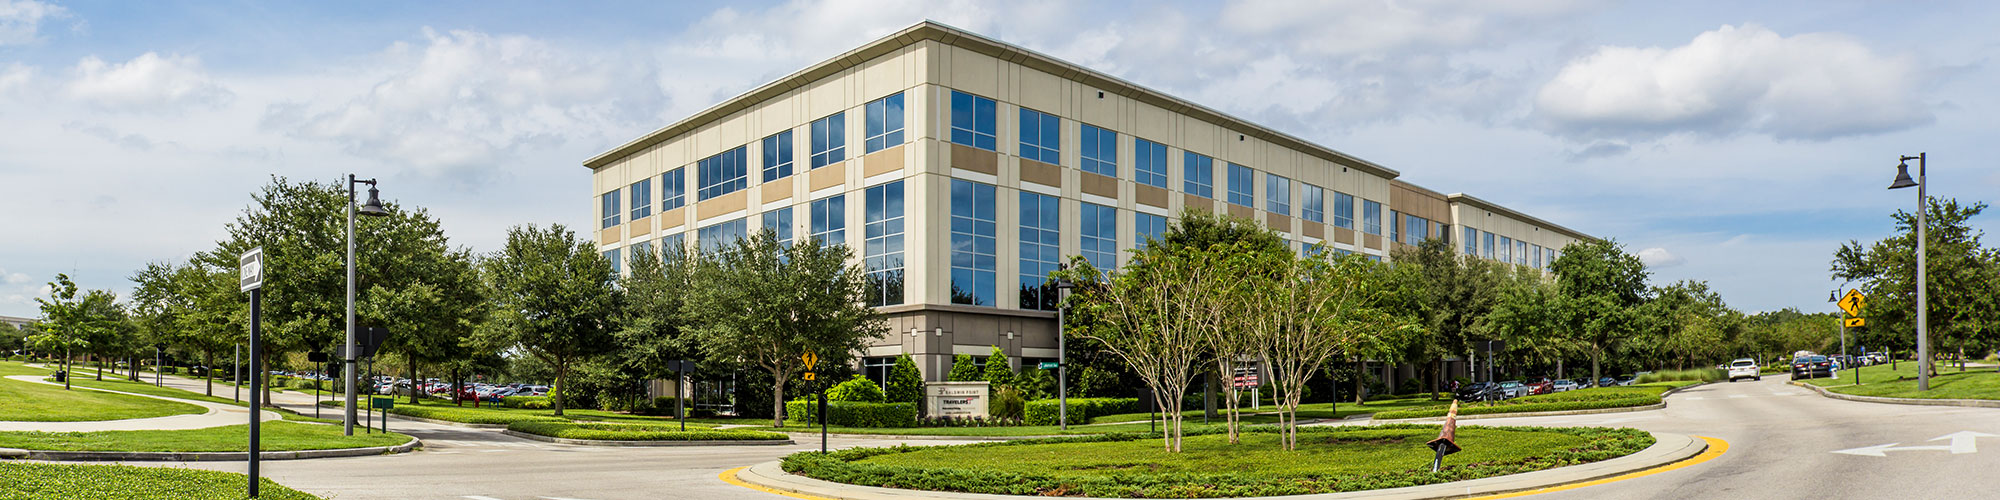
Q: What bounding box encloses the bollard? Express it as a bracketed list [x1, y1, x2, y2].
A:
[1426, 400, 1462, 473]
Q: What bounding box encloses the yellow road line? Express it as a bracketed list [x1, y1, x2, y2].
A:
[1467, 435, 1730, 499]
[720, 465, 839, 500]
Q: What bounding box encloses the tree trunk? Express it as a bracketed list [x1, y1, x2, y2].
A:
[204, 351, 214, 397]
[96, 355, 103, 381]
[771, 370, 788, 428]
[552, 363, 568, 417]
[1352, 359, 1365, 405]
[1590, 343, 1602, 385]
[408, 363, 419, 406]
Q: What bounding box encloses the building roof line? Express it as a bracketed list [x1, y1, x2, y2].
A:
[1445, 192, 1594, 241]
[583, 20, 1402, 180]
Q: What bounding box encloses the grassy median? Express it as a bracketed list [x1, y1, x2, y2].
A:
[0, 377, 205, 422]
[0, 462, 321, 500]
[0, 420, 410, 452]
[506, 421, 780, 441]
[1801, 362, 2000, 400]
[1372, 382, 1691, 420]
[785, 425, 1653, 498]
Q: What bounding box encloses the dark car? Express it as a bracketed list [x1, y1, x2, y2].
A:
[1791, 355, 1834, 379]
[1454, 382, 1504, 402]
[1597, 377, 1617, 388]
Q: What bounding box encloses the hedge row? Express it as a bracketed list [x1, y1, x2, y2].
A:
[507, 421, 785, 441]
[781, 425, 1654, 498]
[502, 396, 553, 409]
[1375, 386, 1670, 419]
[1022, 397, 1138, 426]
[785, 400, 917, 428]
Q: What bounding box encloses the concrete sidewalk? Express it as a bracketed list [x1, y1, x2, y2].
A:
[0, 375, 282, 432]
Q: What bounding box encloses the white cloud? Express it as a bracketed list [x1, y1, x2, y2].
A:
[1219, 0, 1593, 58]
[1536, 24, 1933, 141]
[1636, 247, 1685, 268]
[65, 52, 233, 111]
[0, 0, 65, 46]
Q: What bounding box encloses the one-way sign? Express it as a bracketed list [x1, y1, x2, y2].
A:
[239, 247, 264, 292]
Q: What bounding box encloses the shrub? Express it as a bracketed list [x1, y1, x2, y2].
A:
[947, 354, 980, 382]
[991, 386, 1025, 419]
[785, 400, 917, 428]
[508, 421, 786, 441]
[825, 375, 885, 403]
[917, 415, 1022, 427]
[1375, 386, 1668, 419]
[1022, 397, 1139, 426]
[502, 396, 553, 410]
[1635, 368, 1724, 384]
[981, 346, 1013, 388]
[885, 355, 924, 404]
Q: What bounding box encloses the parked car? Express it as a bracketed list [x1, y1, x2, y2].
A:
[1791, 355, 1834, 379]
[1727, 358, 1761, 382]
[1615, 375, 1636, 386]
[1454, 382, 1504, 402]
[1527, 379, 1555, 395]
[1497, 380, 1526, 399]
[1597, 377, 1618, 388]
[1552, 379, 1580, 392]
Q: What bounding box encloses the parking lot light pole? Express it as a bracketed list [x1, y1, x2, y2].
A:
[1887, 153, 1927, 391]
[344, 174, 391, 436]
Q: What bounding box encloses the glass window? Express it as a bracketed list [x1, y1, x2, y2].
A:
[763, 207, 793, 247]
[864, 181, 905, 307]
[1533, 245, 1544, 269]
[949, 91, 996, 151]
[1498, 235, 1513, 263]
[1301, 184, 1325, 223]
[660, 233, 684, 255]
[1227, 163, 1255, 207]
[1362, 200, 1382, 235]
[1404, 214, 1430, 246]
[1135, 212, 1167, 249]
[1266, 174, 1291, 216]
[1018, 107, 1060, 164]
[1517, 240, 1529, 266]
[761, 130, 793, 182]
[696, 145, 748, 201]
[1183, 152, 1214, 198]
[698, 217, 747, 253]
[630, 241, 653, 262]
[660, 168, 685, 211]
[629, 179, 651, 221]
[1133, 138, 1167, 188]
[1483, 231, 1495, 258]
[1390, 210, 1400, 242]
[603, 248, 621, 276]
[1549, 248, 1561, 268]
[810, 195, 845, 246]
[1080, 124, 1117, 177]
[1332, 191, 1354, 229]
[810, 112, 846, 168]
[949, 180, 997, 307]
[1463, 226, 1478, 255]
[1081, 202, 1117, 270]
[1019, 192, 1061, 311]
[600, 190, 621, 229]
[864, 92, 905, 153]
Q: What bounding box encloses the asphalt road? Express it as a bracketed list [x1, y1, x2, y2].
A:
[126, 375, 2000, 499]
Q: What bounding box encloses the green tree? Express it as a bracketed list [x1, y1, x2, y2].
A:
[1832, 198, 1997, 377]
[885, 354, 924, 404]
[1163, 209, 1287, 443]
[1055, 244, 1218, 452]
[1483, 267, 1578, 379]
[1391, 237, 1502, 396]
[681, 229, 884, 427]
[1550, 239, 1650, 384]
[1252, 250, 1409, 450]
[30, 274, 111, 390]
[1640, 280, 1741, 370]
[947, 354, 980, 382]
[610, 244, 696, 403]
[980, 345, 1013, 388]
[356, 203, 489, 405]
[476, 224, 620, 416]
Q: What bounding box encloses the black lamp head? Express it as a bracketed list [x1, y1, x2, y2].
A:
[1828, 290, 1837, 302]
[358, 186, 391, 217]
[1888, 159, 1917, 190]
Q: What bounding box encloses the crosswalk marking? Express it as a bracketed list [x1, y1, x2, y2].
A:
[1729, 394, 1749, 399]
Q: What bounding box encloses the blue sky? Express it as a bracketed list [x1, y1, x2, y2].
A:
[2, 0, 1996, 318]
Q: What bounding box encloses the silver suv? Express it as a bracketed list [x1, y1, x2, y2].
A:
[1727, 358, 1760, 382]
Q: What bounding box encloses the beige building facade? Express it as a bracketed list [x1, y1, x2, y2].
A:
[584, 22, 1588, 384]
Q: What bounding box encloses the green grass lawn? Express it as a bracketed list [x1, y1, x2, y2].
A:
[0, 420, 410, 452]
[1373, 383, 1683, 419]
[0, 361, 341, 424]
[1803, 362, 2000, 400]
[787, 425, 1654, 498]
[0, 462, 321, 500]
[322, 397, 693, 426]
[0, 377, 205, 422]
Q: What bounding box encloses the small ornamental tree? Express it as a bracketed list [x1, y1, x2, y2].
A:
[947, 353, 980, 382]
[886, 354, 924, 404]
[981, 345, 1013, 388]
[826, 374, 886, 403]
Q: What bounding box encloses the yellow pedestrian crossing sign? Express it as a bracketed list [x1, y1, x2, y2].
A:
[1838, 290, 1865, 317]
[1845, 317, 1865, 328]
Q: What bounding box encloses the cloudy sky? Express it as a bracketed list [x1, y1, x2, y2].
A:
[2, 0, 1995, 318]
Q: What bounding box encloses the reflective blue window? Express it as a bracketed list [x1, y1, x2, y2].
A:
[600, 190, 621, 229]
[1184, 152, 1214, 198]
[1019, 192, 1061, 311]
[603, 248, 621, 275]
[1080, 202, 1117, 270]
[950, 91, 996, 151]
[949, 180, 997, 306]
[1080, 124, 1117, 177]
[864, 92, 905, 153]
[1018, 107, 1060, 164]
[1463, 226, 1478, 255]
[630, 241, 653, 262]
[1517, 240, 1529, 266]
[1227, 163, 1255, 207]
[1362, 199, 1382, 235]
[810, 112, 845, 168]
[1533, 245, 1544, 269]
[1483, 231, 1495, 258]
[810, 195, 845, 246]
[1134, 212, 1167, 249]
[1301, 183, 1324, 223]
[660, 168, 685, 211]
[698, 218, 747, 253]
[1498, 235, 1513, 263]
[660, 233, 684, 256]
[1266, 174, 1291, 216]
[629, 179, 651, 221]
[763, 207, 793, 247]
[1332, 191, 1354, 229]
[864, 181, 905, 306]
[1133, 138, 1167, 188]
[762, 130, 793, 182]
[696, 145, 748, 201]
[1404, 214, 1429, 246]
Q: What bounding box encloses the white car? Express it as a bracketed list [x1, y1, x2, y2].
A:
[1727, 358, 1761, 382]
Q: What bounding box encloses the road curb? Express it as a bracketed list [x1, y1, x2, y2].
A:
[732, 432, 1708, 500]
[500, 429, 795, 446]
[1367, 382, 1707, 424]
[1, 436, 421, 462]
[1790, 380, 2000, 408]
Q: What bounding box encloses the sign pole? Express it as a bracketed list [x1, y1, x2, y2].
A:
[247, 289, 262, 498]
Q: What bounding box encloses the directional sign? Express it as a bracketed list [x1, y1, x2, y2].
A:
[1838, 289, 1866, 317]
[1833, 431, 1996, 457]
[239, 247, 264, 292]
[800, 352, 818, 368]
[1845, 317, 1866, 328]
[802, 372, 816, 381]
[1038, 362, 1060, 369]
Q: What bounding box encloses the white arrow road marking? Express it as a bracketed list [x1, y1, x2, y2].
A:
[463, 496, 505, 500]
[1833, 431, 1999, 456]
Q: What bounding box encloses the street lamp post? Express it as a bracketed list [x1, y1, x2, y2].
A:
[1053, 268, 1076, 431]
[344, 174, 391, 436]
[1888, 153, 1927, 391]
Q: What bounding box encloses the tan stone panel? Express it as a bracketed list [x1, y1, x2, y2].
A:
[866, 145, 908, 177]
[1334, 227, 1355, 245]
[810, 162, 847, 191]
[1020, 159, 1062, 187]
[660, 207, 685, 229]
[629, 216, 652, 237]
[1227, 203, 1253, 219]
[599, 227, 620, 246]
[1081, 172, 1118, 199]
[696, 190, 748, 220]
[1303, 222, 1323, 239]
[762, 176, 795, 203]
[1266, 213, 1291, 231]
[1183, 194, 1214, 213]
[949, 143, 995, 175]
[1135, 184, 1169, 209]
[1365, 234, 1382, 250]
